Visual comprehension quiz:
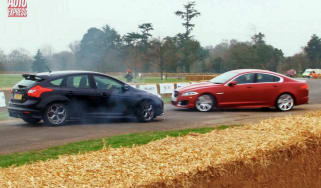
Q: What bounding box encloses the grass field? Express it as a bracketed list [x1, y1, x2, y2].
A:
[0, 126, 232, 168]
[0, 111, 11, 121]
[0, 74, 22, 88]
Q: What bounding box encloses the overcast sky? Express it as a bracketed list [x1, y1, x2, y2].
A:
[1, 0, 321, 56]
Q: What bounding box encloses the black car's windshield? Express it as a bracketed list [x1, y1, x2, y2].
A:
[209, 71, 239, 84]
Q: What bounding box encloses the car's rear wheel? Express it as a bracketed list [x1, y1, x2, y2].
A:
[22, 118, 41, 124]
[195, 94, 216, 112]
[43, 103, 68, 126]
[136, 100, 154, 122]
[276, 93, 294, 111]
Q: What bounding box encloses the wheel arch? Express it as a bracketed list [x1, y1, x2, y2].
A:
[38, 96, 71, 110]
[134, 98, 153, 109]
[199, 92, 218, 106]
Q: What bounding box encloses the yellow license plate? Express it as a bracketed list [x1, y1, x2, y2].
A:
[14, 93, 23, 100]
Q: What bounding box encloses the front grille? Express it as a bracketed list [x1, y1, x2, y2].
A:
[174, 91, 179, 97]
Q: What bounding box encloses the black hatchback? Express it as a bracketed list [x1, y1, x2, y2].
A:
[8, 71, 164, 126]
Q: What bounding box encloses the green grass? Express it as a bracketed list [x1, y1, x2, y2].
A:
[162, 96, 172, 104]
[0, 125, 234, 168]
[0, 111, 11, 121]
[0, 74, 22, 88]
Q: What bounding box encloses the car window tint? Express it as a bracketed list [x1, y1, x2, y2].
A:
[15, 79, 38, 88]
[94, 75, 122, 91]
[50, 78, 63, 87]
[234, 73, 255, 84]
[256, 73, 280, 83]
[66, 75, 90, 89]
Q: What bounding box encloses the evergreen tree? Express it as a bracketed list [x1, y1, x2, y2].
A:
[304, 34, 321, 68]
[32, 50, 48, 72]
[175, 1, 201, 40]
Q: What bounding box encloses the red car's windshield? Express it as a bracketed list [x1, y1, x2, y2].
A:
[209, 71, 239, 84]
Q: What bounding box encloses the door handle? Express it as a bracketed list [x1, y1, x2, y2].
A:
[67, 91, 73, 95]
[246, 86, 252, 88]
[273, 85, 278, 88]
[101, 92, 110, 97]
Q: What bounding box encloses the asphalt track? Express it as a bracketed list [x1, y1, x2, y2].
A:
[0, 79, 320, 154]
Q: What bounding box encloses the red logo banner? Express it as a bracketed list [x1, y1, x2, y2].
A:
[8, 0, 28, 17]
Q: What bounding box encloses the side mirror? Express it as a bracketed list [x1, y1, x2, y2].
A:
[123, 84, 130, 91]
[228, 81, 238, 87]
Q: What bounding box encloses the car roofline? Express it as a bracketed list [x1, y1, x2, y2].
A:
[33, 71, 126, 84]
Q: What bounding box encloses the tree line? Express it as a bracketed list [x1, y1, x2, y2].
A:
[1, 2, 321, 76]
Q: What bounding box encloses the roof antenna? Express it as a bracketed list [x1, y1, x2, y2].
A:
[46, 65, 52, 73]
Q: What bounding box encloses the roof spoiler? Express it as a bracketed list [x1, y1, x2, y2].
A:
[22, 74, 44, 81]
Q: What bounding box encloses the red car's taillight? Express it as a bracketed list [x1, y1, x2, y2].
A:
[301, 84, 308, 89]
[27, 85, 53, 98]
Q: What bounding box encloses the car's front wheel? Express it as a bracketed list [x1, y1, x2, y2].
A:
[43, 103, 69, 126]
[136, 100, 155, 122]
[195, 94, 216, 112]
[276, 93, 294, 111]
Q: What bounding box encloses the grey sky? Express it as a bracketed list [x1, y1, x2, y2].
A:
[1, 0, 320, 56]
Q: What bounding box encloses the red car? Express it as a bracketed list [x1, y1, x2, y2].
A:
[172, 69, 309, 112]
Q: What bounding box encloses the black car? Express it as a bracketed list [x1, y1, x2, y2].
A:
[8, 71, 164, 126]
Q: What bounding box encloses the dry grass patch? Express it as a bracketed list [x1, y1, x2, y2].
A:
[1, 112, 321, 187]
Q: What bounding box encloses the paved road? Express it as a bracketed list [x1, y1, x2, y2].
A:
[0, 79, 320, 154]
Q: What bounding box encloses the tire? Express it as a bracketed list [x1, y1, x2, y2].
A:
[276, 93, 294, 111]
[22, 118, 41, 124]
[195, 94, 216, 112]
[136, 100, 155, 122]
[43, 103, 69, 126]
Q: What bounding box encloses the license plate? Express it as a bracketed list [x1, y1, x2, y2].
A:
[14, 93, 23, 100]
[171, 96, 177, 102]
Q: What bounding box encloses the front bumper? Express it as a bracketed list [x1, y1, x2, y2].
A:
[153, 99, 164, 116]
[171, 95, 197, 109]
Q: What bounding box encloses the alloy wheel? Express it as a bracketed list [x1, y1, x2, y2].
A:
[196, 95, 214, 112]
[136, 101, 154, 122]
[46, 103, 67, 125]
[277, 94, 294, 111]
[142, 103, 154, 121]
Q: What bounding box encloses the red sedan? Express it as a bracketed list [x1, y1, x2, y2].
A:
[172, 69, 309, 112]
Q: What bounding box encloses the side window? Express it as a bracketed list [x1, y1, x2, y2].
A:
[93, 75, 123, 91]
[234, 73, 255, 84]
[256, 73, 280, 83]
[66, 75, 90, 89]
[49, 78, 63, 87]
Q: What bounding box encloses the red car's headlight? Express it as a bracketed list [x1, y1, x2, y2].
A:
[181, 92, 199, 96]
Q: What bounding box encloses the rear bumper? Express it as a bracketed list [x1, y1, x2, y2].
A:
[296, 96, 309, 105]
[8, 106, 42, 119]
